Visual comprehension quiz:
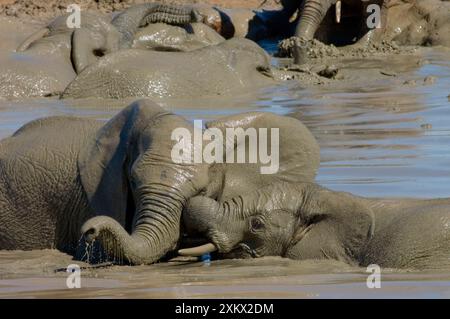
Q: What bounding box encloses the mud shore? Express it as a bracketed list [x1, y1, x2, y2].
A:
[0, 0, 280, 20]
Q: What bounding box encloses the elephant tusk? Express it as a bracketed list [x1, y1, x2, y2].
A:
[335, 1, 341, 23]
[289, 9, 299, 23]
[178, 243, 217, 257]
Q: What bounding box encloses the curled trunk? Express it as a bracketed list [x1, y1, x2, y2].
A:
[181, 185, 292, 255]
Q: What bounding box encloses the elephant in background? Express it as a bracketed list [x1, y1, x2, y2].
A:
[279, 0, 450, 63]
[0, 11, 117, 98]
[384, 0, 450, 47]
[280, 0, 388, 64]
[0, 2, 207, 98]
[61, 38, 277, 99]
[0, 99, 319, 265]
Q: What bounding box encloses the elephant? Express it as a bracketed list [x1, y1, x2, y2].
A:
[110, 2, 202, 51]
[0, 11, 116, 98]
[61, 38, 277, 99]
[182, 178, 450, 270]
[0, 99, 209, 264]
[280, 0, 388, 64]
[0, 99, 320, 265]
[384, 0, 450, 47]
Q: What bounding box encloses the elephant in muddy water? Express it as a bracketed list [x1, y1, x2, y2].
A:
[61, 38, 277, 99]
[0, 2, 206, 98]
[0, 11, 117, 98]
[0, 99, 319, 265]
[280, 0, 450, 64]
[280, 0, 388, 64]
[182, 181, 450, 270]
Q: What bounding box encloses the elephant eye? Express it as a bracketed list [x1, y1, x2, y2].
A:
[250, 217, 265, 232]
[93, 49, 105, 57]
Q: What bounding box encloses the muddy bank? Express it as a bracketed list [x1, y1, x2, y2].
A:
[0, 0, 280, 20]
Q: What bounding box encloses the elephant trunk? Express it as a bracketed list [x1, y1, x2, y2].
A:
[82, 187, 184, 265]
[112, 3, 200, 49]
[295, 0, 334, 41]
[293, 0, 335, 64]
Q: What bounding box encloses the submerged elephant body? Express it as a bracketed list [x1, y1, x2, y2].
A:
[62, 38, 275, 99]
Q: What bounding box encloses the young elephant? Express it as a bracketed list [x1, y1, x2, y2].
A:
[183, 181, 450, 270]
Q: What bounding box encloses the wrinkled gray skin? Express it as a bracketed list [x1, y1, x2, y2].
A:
[111, 2, 202, 50]
[384, 0, 450, 47]
[185, 168, 450, 269]
[0, 100, 209, 264]
[0, 101, 319, 265]
[62, 38, 276, 99]
[0, 12, 117, 98]
[282, 0, 387, 64]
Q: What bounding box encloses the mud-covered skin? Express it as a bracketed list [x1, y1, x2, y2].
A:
[132, 22, 225, 51]
[62, 38, 275, 99]
[185, 182, 450, 270]
[384, 0, 450, 47]
[280, 0, 388, 64]
[0, 12, 116, 98]
[276, 0, 450, 62]
[112, 2, 202, 50]
[0, 100, 210, 265]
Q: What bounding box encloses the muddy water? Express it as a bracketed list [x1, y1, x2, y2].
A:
[1, 22, 450, 297]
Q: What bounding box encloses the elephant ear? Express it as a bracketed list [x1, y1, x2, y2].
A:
[286, 185, 375, 264]
[205, 112, 320, 201]
[77, 100, 170, 224]
[71, 27, 120, 74]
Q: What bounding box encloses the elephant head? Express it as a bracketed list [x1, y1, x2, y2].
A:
[283, 0, 387, 64]
[78, 100, 209, 265]
[181, 181, 375, 265]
